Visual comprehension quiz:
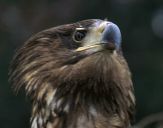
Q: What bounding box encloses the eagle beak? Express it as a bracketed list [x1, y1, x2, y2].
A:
[101, 22, 121, 50]
[75, 21, 121, 52]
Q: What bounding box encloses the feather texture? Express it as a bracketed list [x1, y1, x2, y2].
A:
[9, 19, 135, 128]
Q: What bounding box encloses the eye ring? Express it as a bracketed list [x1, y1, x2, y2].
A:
[73, 28, 87, 42]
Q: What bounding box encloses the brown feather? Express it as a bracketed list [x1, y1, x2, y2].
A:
[9, 19, 135, 128]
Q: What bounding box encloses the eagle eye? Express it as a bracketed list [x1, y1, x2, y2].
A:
[73, 28, 87, 42]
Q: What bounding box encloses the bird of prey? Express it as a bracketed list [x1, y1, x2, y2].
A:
[9, 19, 135, 128]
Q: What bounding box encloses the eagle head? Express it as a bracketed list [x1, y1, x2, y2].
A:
[9, 19, 135, 128]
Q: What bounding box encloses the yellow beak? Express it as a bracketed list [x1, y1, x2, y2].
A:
[75, 44, 102, 52]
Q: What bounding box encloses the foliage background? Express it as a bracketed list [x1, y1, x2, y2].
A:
[0, 0, 163, 127]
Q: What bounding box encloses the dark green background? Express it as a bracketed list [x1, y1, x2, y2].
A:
[0, 0, 163, 128]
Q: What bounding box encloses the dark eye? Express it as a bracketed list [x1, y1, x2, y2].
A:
[73, 29, 87, 42]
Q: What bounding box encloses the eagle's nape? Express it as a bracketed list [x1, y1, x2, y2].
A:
[9, 19, 135, 128]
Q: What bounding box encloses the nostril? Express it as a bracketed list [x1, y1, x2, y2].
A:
[100, 27, 105, 33]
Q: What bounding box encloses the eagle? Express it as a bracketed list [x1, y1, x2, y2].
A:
[9, 19, 135, 128]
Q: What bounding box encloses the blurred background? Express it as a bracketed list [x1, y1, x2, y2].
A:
[0, 0, 163, 128]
